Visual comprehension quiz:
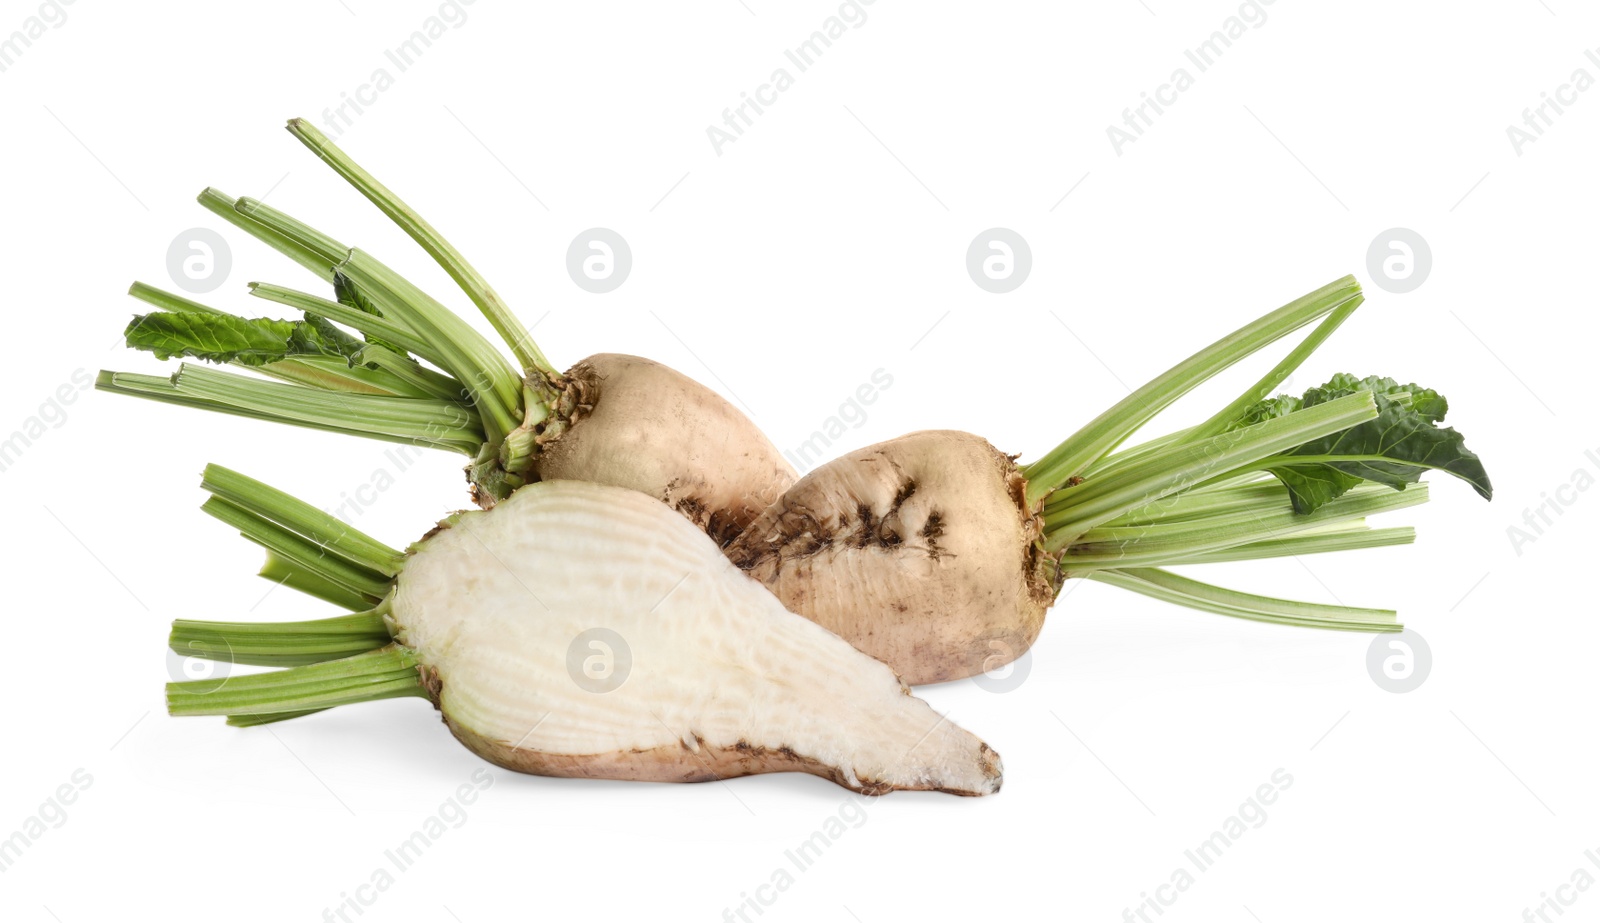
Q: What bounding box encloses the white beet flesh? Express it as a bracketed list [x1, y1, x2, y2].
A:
[391, 480, 1002, 795]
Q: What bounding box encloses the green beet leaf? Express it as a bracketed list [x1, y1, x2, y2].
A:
[333, 271, 410, 358]
[1232, 374, 1490, 513]
[125, 311, 361, 368]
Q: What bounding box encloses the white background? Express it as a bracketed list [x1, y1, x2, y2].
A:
[1, 2, 1595, 921]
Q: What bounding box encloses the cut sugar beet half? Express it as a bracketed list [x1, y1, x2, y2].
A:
[99, 120, 793, 543]
[169, 467, 1001, 796]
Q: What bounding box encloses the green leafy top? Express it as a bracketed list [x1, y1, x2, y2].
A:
[333, 271, 410, 357]
[125, 311, 362, 367]
[1236, 374, 1448, 425]
[1230, 374, 1491, 513]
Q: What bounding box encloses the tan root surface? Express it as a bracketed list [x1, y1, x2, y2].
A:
[534, 354, 797, 546]
[726, 431, 1057, 685]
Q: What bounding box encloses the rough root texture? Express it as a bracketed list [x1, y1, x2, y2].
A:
[392, 480, 1002, 796]
[724, 430, 1057, 685]
[533, 354, 797, 546]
